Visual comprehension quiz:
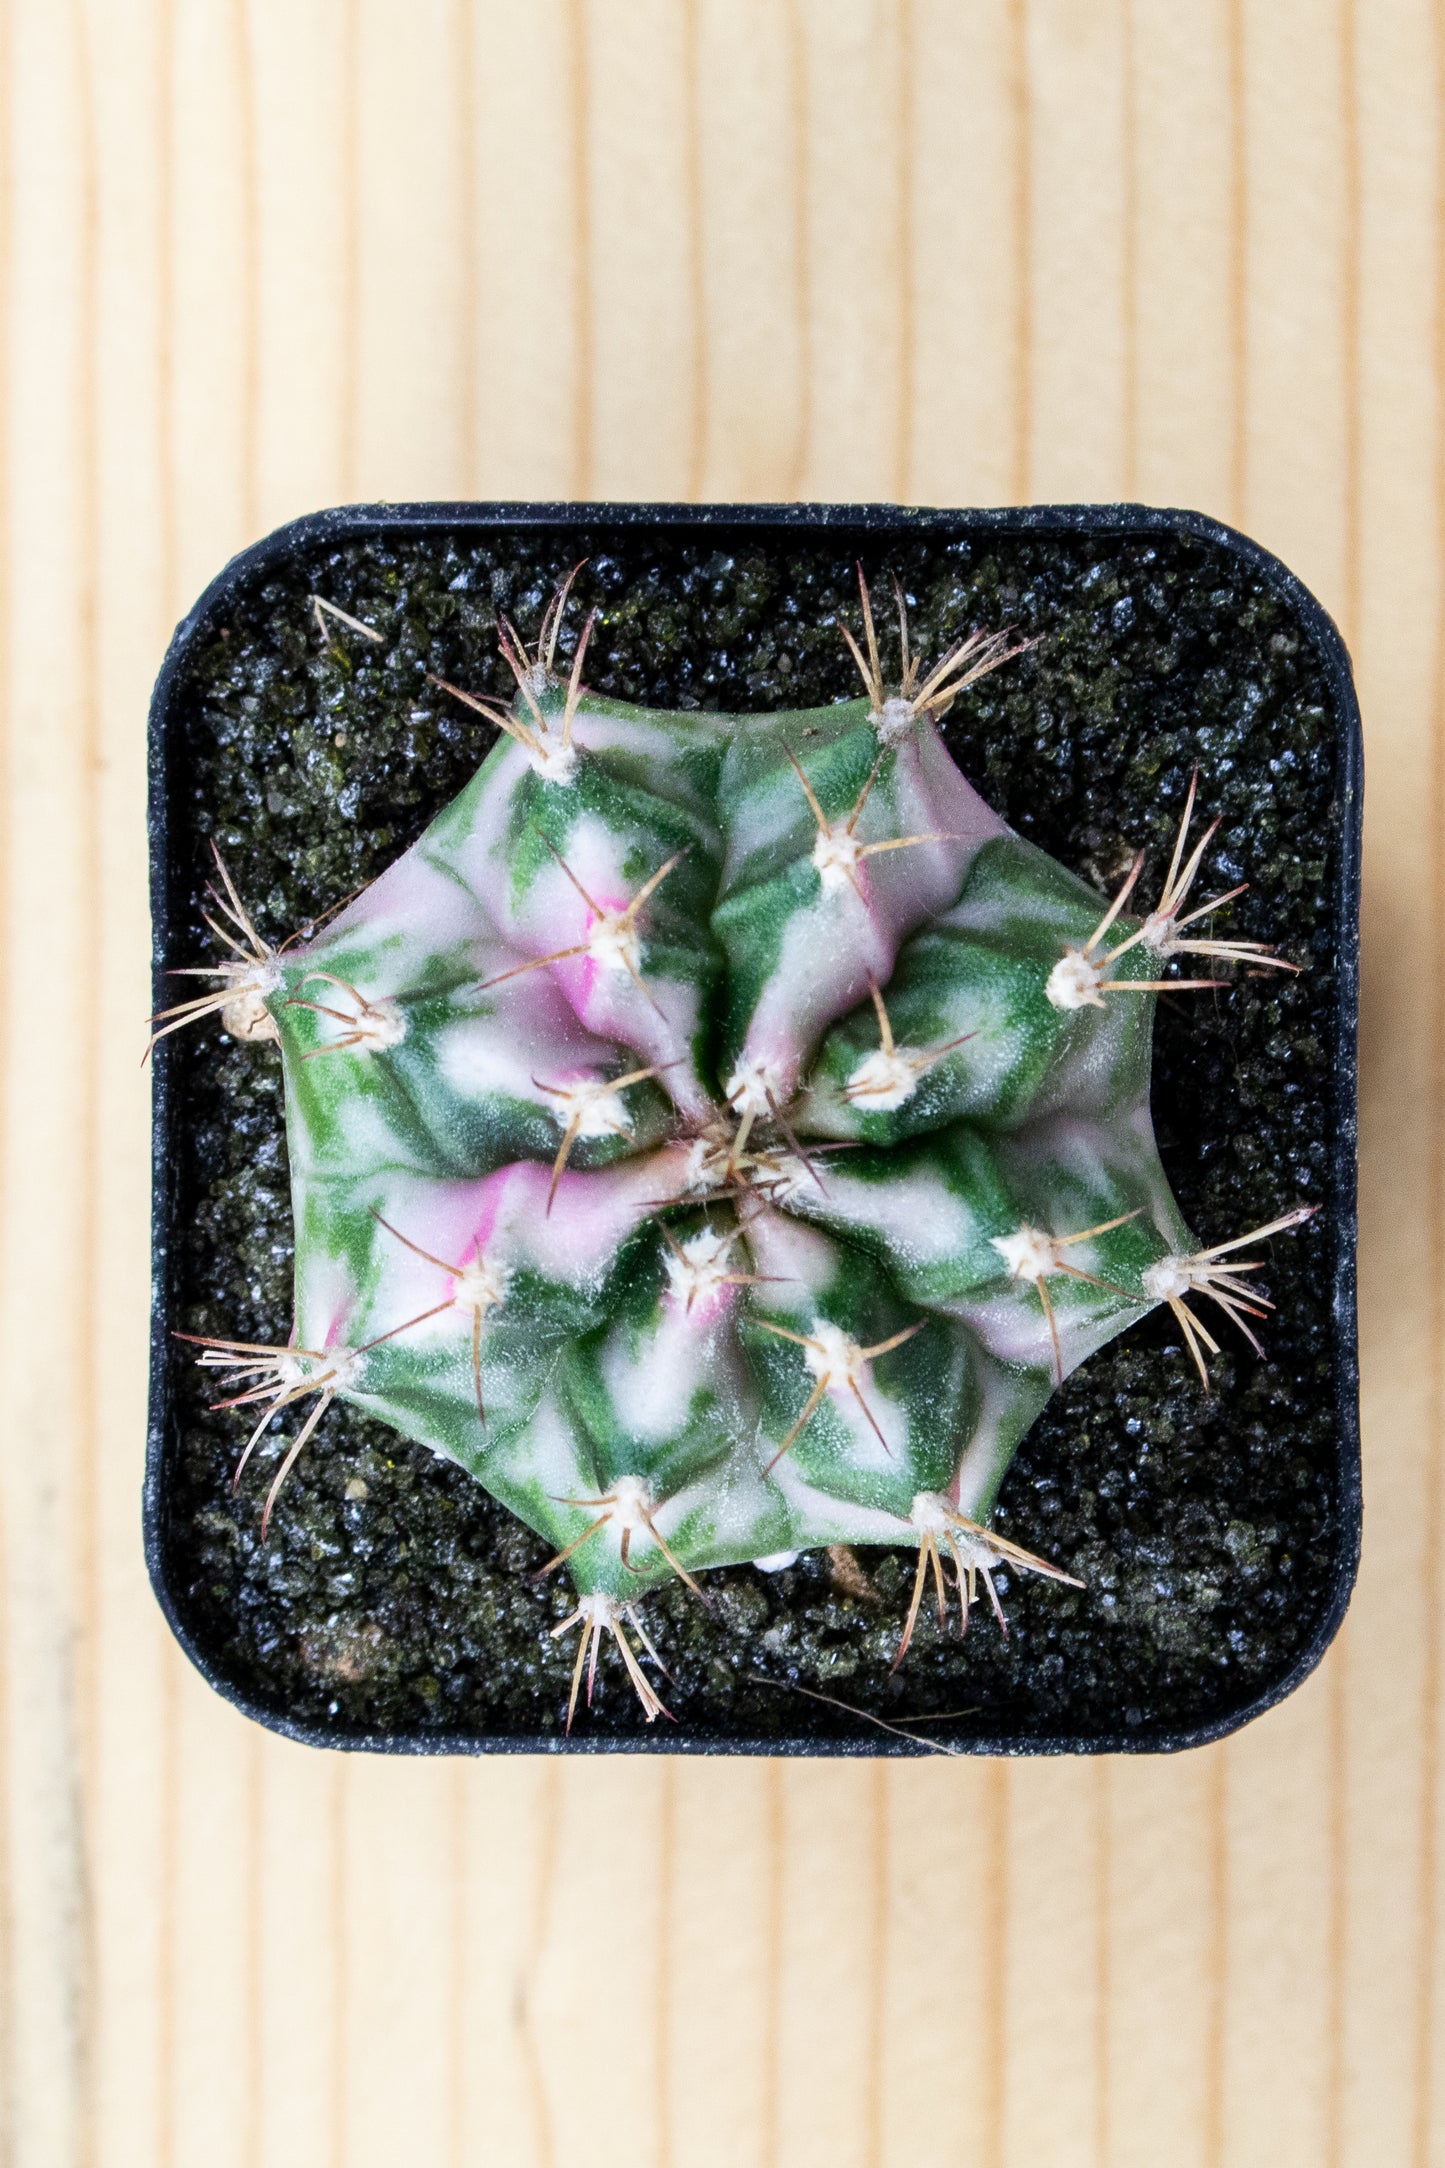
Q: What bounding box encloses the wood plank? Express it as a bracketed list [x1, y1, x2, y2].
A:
[0, 1, 1434, 2161]
[1344, 5, 1438, 2162]
[1024, 0, 1129, 502]
[1, 3, 101, 2160]
[689, 0, 807, 503]
[791, 0, 910, 502]
[1220, 7, 1354, 2162]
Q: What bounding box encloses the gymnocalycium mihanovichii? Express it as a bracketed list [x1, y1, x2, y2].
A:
[152, 568, 1312, 1731]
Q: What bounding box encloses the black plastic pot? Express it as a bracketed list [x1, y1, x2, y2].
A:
[146, 500, 1362, 1757]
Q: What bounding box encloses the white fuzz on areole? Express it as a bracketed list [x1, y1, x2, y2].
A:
[574, 1590, 619, 1627]
[991, 1225, 1064, 1281]
[301, 981, 408, 1052]
[682, 1120, 737, 1192]
[221, 975, 281, 1042]
[948, 1522, 1008, 1573]
[298, 1345, 361, 1390]
[1046, 948, 1106, 1011]
[811, 824, 863, 890]
[804, 1319, 866, 1390]
[451, 1256, 508, 1315]
[844, 1045, 921, 1111]
[725, 1057, 785, 1118]
[751, 1150, 813, 1204]
[664, 1227, 737, 1308]
[908, 1490, 952, 1536]
[906, 1493, 1001, 1568]
[525, 731, 579, 786]
[1140, 908, 1179, 955]
[682, 1140, 725, 1192]
[585, 912, 643, 976]
[873, 695, 917, 747]
[1141, 1254, 1195, 1302]
[609, 1474, 655, 1531]
[541, 1077, 635, 1139]
[352, 998, 407, 1051]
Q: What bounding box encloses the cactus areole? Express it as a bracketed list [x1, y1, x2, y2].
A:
[160, 543, 1331, 1737]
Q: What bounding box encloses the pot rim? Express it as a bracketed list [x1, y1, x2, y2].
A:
[145, 497, 1363, 1757]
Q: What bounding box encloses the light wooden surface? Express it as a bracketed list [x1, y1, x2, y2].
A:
[0, 0, 1430, 2160]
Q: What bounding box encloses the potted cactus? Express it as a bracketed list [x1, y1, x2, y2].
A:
[146, 504, 1360, 1752]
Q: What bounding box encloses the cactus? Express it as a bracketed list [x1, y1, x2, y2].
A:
[161, 570, 1312, 1729]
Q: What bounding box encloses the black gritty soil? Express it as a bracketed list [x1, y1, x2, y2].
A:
[150, 512, 1356, 1752]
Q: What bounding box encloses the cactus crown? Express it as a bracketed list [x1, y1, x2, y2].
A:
[162, 567, 1312, 1731]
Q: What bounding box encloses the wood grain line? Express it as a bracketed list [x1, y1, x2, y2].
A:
[454, 0, 479, 497]
[681, 0, 706, 502]
[0, 2, 15, 2149]
[1094, 1761, 1111, 2168]
[759, 1763, 784, 2168]
[1203, 1748, 1228, 2168]
[655, 1764, 676, 2168]
[517, 1763, 560, 2168]
[328, 1761, 348, 2168]
[154, 1656, 178, 2168]
[1226, 0, 1248, 527]
[1008, 0, 1032, 503]
[1119, 0, 1138, 503]
[68, 0, 102, 2152]
[0, 0, 10, 1382]
[785, 0, 811, 501]
[447, 1764, 467, 2168]
[235, 0, 259, 538]
[0, 1491, 12, 2168]
[155, 0, 177, 641]
[338, 0, 361, 502]
[982, 1764, 1009, 2168]
[864, 1764, 888, 2168]
[1417, 19, 1445, 2162]
[894, 0, 914, 506]
[242, 1736, 262, 2168]
[1339, 0, 1362, 650]
[1326, 1666, 1349, 2168]
[566, 0, 593, 501]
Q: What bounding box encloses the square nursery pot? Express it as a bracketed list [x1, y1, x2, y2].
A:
[145, 500, 1362, 1757]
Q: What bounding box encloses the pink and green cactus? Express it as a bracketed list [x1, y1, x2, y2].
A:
[158, 571, 1311, 1728]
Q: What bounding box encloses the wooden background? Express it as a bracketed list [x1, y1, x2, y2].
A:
[0, 0, 1429, 2161]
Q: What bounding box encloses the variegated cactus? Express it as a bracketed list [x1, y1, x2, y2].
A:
[159, 571, 1311, 1727]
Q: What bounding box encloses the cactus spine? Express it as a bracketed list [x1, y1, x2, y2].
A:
[161, 570, 1311, 1729]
